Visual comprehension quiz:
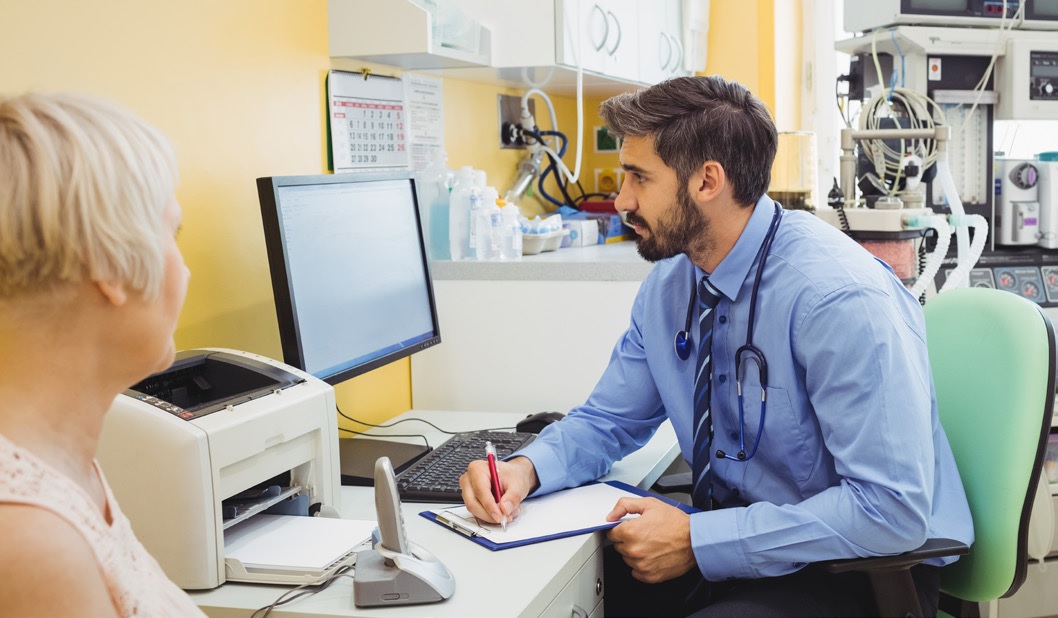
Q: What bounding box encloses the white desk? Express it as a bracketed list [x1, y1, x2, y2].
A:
[188, 410, 680, 617]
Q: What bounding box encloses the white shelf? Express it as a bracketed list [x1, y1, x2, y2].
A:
[430, 241, 653, 282]
[835, 25, 1007, 58]
[418, 65, 645, 98]
[328, 0, 492, 70]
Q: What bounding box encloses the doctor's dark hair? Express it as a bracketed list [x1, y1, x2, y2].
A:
[599, 75, 778, 207]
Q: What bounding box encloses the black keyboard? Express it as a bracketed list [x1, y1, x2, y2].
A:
[396, 430, 536, 503]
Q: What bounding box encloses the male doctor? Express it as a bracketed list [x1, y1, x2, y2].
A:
[460, 75, 972, 617]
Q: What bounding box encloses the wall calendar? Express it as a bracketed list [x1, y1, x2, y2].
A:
[327, 70, 410, 172]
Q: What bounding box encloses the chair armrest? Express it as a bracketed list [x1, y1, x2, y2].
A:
[651, 472, 692, 494]
[818, 537, 969, 573]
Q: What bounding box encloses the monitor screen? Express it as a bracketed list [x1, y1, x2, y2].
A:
[256, 171, 441, 385]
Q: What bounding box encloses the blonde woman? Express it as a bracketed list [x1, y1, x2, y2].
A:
[0, 93, 205, 617]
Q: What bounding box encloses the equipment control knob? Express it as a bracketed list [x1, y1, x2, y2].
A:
[1009, 162, 1039, 190]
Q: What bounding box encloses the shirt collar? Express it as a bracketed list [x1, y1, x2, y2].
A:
[695, 194, 777, 302]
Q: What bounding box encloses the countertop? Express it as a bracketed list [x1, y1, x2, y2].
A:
[429, 241, 653, 282]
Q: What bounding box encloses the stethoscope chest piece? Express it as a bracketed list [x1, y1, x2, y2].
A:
[674, 330, 692, 360]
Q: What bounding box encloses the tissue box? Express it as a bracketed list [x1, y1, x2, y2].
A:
[562, 220, 601, 247]
[583, 212, 634, 243]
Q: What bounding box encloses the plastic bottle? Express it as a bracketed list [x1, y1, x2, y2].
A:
[475, 187, 502, 260]
[464, 170, 487, 259]
[417, 154, 454, 260]
[449, 166, 476, 260]
[498, 198, 523, 260]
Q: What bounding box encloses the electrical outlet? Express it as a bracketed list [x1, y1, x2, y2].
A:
[594, 168, 624, 194]
[498, 94, 535, 150]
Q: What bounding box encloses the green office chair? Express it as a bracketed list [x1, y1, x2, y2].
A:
[820, 287, 1056, 617]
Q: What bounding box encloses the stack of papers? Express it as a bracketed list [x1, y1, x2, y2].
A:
[224, 514, 376, 572]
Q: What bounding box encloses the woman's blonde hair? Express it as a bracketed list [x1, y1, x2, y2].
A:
[0, 92, 178, 300]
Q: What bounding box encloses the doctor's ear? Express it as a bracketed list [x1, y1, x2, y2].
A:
[689, 161, 727, 203]
[95, 280, 129, 306]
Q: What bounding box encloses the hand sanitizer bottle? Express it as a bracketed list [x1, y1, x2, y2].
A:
[449, 166, 475, 260]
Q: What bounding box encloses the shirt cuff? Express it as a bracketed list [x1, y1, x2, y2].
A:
[504, 440, 568, 496]
[690, 508, 754, 580]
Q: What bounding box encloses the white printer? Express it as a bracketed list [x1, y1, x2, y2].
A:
[96, 348, 346, 590]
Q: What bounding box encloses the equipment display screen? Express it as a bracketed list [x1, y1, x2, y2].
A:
[1028, 0, 1058, 17]
[908, 0, 970, 11]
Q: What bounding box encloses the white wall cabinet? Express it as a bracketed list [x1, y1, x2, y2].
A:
[555, 0, 643, 84]
[328, 0, 697, 94]
[638, 0, 687, 85]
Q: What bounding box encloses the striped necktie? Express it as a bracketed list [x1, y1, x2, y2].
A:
[691, 276, 722, 511]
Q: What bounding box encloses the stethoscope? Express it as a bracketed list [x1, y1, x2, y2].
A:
[674, 203, 783, 462]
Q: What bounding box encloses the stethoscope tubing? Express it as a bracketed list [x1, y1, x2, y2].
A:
[676, 203, 783, 462]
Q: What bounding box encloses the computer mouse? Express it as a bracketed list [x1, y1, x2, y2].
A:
[516, 411, 566, 434]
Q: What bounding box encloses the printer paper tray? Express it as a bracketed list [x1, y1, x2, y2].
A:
[224, 548, 363, 586]
[224, 514, 375, 585]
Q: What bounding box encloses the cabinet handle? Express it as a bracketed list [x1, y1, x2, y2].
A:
[571, 606, 588, 618]
[605, 11, 622, 56]
[670, 34, 684, 74]
[590, 4, 608, 52]
[658, 32, 672, 71]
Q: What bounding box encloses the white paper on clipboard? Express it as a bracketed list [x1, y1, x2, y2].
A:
[328, 70, 410, 173]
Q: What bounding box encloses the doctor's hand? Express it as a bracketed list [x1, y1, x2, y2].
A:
[606, 497, 697, 584]
[459, 455, 538, 525]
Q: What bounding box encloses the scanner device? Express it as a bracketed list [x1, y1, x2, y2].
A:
[353, 457, 455, 607]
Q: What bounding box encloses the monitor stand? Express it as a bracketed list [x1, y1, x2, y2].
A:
[338, 438, 431, 486]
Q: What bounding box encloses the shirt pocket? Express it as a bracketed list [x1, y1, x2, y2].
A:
[741, 384, 818, 486]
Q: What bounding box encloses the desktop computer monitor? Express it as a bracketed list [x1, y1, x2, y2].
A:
[256, 171, 441, 484]
[256, 171, 441, 386]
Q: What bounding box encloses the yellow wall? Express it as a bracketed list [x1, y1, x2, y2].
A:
[1, 0, 794, 426]
[705, 0, 776, 111]
[0, 0, 408, 428]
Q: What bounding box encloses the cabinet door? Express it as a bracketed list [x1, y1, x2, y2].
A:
[557, 0, 610, 75]
[557, 0, 640, 82]
[664, 0, 689, 78]
[600, 0, 639, 82]
[639, 0, 687, 84]
[539, 546, 605, 618]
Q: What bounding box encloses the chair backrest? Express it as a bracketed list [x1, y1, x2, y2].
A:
[926, 287, 1056, 602]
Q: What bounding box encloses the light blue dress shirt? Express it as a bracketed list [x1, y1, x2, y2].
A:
[515, 195, 974, 581]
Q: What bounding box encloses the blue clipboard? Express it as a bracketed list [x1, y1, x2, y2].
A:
[419, 480, 699, 551]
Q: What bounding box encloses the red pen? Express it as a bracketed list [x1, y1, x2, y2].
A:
[485, 441, 508, 531]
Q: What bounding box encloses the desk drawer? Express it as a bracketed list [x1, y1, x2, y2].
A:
[1051, 495, 1058, 557]
[995, 556, 1058, 618]
[540, 546, 604, 618]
